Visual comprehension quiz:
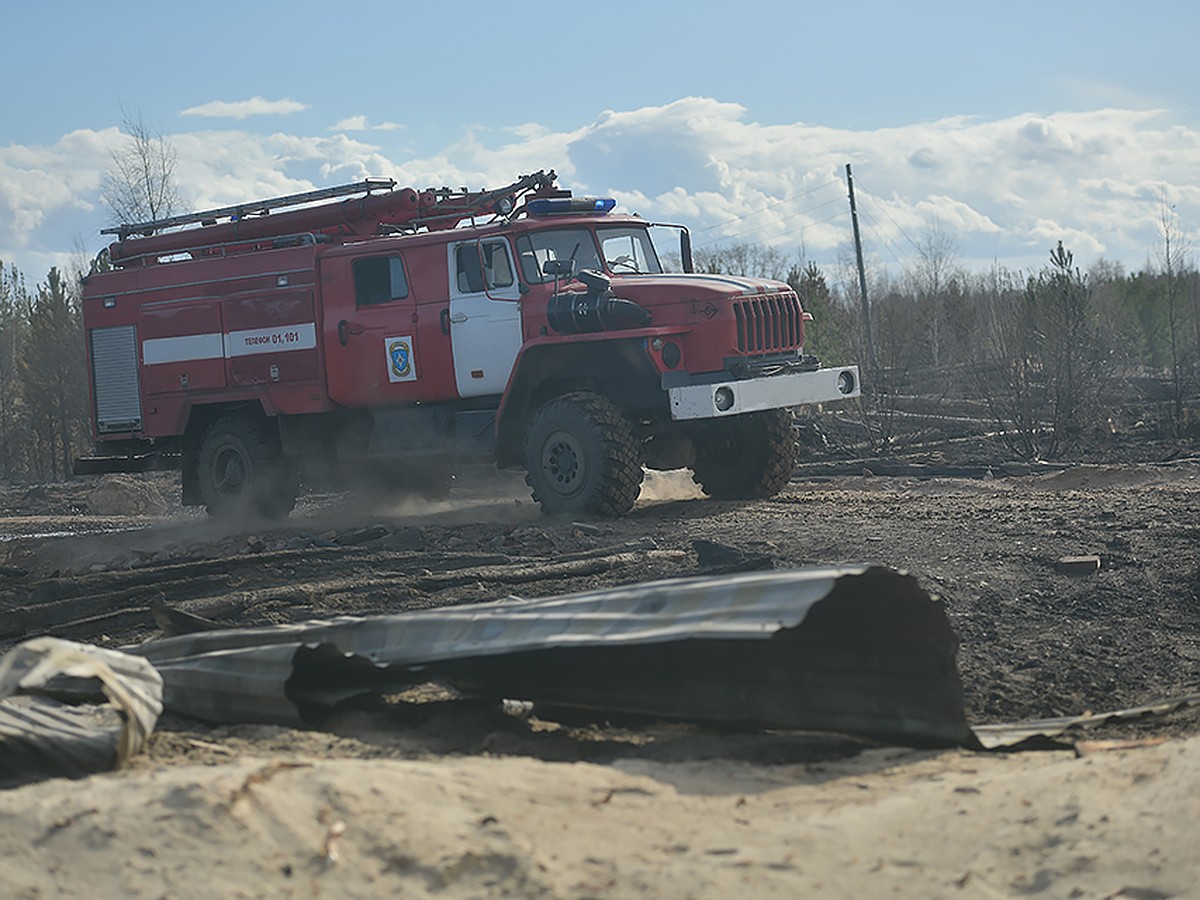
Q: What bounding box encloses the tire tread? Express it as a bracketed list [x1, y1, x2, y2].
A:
[524, 392, 643, 517]
[691, 408, 797, 500]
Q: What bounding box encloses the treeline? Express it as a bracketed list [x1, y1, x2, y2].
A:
[696, 240, 1200, 458]
[0, 262, 90, 481]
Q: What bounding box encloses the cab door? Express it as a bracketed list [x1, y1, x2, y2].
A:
[447, 238, 523, 398]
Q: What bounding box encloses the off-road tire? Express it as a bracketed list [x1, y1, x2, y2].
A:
[524, 392, 643, 517]
[197, 413, 299, 519]
[690, 408, 798, 500]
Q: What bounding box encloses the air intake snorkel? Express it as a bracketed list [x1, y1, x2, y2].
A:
[546, 269, 652, 334]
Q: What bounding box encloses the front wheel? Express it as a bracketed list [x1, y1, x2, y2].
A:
[524, 392, 643, 517]
[196, 412, 299, 519]
[690, 408, 798, 500]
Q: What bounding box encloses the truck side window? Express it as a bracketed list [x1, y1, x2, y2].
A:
[482, 241, 513, 289]
[354, 256, 409, 306]
[455, 240, 514, 293]
[455, 246, 486, 293]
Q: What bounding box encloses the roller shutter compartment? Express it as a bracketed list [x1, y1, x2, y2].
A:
[89, 325, 143, 433]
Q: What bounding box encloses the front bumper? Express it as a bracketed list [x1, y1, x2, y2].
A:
[667, 365, 861, 420]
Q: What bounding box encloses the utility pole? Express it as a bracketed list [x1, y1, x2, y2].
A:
[845, 163, 877, 369]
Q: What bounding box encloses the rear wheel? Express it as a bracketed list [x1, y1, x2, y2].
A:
[690, 408, 797, 500]
[524, 392, 643, 517]
[197, 413, 298, 519]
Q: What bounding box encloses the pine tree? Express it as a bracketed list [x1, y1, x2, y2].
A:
[20, 269, 88, 479]
[0, 262, 30, 479]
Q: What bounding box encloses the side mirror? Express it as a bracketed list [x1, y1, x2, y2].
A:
[542, 259, 575, 278]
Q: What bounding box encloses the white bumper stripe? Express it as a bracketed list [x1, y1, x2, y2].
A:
[669, 366, 861, 420]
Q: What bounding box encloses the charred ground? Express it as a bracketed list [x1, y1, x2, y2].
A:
[1, 428, 1198, 766]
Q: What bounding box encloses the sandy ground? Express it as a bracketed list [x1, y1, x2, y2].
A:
[1, 734, 1195, 898]
[1, 460, 1198, 897]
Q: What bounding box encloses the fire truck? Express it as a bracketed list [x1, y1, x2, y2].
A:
[76, 170, 860, 518]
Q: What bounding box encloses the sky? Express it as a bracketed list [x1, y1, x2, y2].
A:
[2, 0, 1198, 288]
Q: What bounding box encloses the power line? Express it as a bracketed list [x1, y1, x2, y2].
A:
[856, 206, 911, 271]
[694, 210, 845, 250]
[851, 175, 923, 255]
[696, 194, 844, 243]
[690, 178, 844, 235]
[694, 197, 847, 249]
[676, 170, 925, 274]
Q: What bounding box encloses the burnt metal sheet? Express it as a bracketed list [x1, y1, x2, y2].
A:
[973, 692, 1200, 750]
[138, 566, 977, 747]
[3, 568, 1190, 770]
[0, 637, 163, 786]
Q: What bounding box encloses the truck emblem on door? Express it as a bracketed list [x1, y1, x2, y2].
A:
[385, 335, 417, 382]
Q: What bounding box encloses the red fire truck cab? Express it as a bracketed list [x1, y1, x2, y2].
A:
[78, 171, 860, 518]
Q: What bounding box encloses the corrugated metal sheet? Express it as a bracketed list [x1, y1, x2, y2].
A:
[144, 566, 852, 662]
[973, 692, 1200, 750]
[3, 569, 1194, 781]
[138, 566, 977, 746]
[0, 637, 162, 786]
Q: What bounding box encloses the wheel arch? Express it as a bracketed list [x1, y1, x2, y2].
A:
[495, 337, 661, 468]
[180, 400, 273, 506]
[192, 404, 298, 518]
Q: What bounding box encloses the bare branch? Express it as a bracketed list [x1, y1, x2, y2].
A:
[100, 109, 181, 227]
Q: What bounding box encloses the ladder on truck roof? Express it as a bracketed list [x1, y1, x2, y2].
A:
[101, 178, 398, 241]
[103, 170, 560, 268]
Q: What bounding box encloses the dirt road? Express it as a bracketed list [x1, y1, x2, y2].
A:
[4, 463, 1198, 726]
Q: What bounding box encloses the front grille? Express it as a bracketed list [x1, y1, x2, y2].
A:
[733, 293, 803, 353]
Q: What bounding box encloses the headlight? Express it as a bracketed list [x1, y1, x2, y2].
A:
[714, 386, 735, 411]
[837, 370, 856, 395]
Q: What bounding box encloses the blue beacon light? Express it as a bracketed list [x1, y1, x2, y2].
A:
[528, 197, 617, 216]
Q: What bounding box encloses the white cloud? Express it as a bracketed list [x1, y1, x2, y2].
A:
[332, 115, 368, 131]
[169, 131, 397, 209]
[0, 128, 112, 266]
[181, 97, 308, 120]
[1028, 218, 1106, 256]
[913, 196, 1001, 235]
[331, 116, 404, 132]
[2, 100, 1199, 282]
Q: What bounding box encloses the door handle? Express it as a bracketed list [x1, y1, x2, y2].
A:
[337, 320, 365, 345]
[449, 312, 468, 324]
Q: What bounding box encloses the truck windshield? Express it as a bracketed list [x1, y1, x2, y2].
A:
[597, 226, 662, 274]
[515, 229, 603, 283]
[515, 224, 664, 282]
